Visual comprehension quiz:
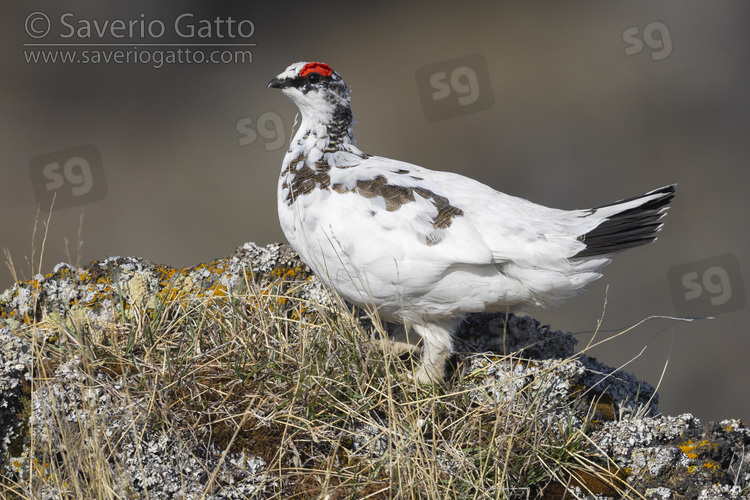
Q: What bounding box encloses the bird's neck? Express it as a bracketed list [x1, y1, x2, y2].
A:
[287, 103, 358, 162]
[279, 102, 367, 206]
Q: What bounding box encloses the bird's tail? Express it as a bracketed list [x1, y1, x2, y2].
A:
[574, 184, 676, 258]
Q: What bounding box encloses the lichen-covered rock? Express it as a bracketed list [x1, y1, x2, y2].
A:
[0, 242, 322, 331]
[458, 312, 658, 419]
[0, 328, 30, 464]
[0, 242, 748, 499]
[597, 414, 750, 499]
[25, 357, 272, 499]
[0, 243, 313, 497]
[456, 311, 578, 359]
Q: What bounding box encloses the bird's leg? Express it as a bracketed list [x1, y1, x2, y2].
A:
[373, 322, 422, 358]
[381, 324, 422, 356]
[411, 321, 458, 384]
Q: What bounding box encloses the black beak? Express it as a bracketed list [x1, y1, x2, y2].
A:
[267, 77, 286, 89]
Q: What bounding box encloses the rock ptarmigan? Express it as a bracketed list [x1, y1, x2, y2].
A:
[267, 61, 676, 384]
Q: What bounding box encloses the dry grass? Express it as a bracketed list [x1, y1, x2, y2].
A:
[0, 213, 639, 499]
[1, 278, 638, 499]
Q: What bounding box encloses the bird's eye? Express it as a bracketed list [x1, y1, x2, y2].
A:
[307, 73, 321, 84]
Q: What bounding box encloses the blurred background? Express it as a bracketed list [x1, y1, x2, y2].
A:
[2, 1, 748, 423]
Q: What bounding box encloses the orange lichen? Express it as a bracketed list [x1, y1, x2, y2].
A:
[1, 248, 318, 333]
[687, 461, 720, 474]
[678, 439, 716, 460]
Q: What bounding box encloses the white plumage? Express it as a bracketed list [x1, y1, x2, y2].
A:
[268, 61, 675, 383]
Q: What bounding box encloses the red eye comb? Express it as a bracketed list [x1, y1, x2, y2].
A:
[300, 62, 333, 77]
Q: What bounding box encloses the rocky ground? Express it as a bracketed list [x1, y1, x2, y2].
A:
[1, 243, 748, 499]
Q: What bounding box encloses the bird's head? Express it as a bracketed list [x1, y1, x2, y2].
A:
[267, 62, 351, 123]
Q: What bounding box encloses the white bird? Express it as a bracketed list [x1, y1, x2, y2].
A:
[268, 61, 675, 384]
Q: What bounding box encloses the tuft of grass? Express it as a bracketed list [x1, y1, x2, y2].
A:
[1, 268, 636, 499]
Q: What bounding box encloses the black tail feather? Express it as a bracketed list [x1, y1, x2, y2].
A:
[574, 185, 676, 258]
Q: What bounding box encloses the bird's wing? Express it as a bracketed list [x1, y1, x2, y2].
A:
[323, 153, 588, 267]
